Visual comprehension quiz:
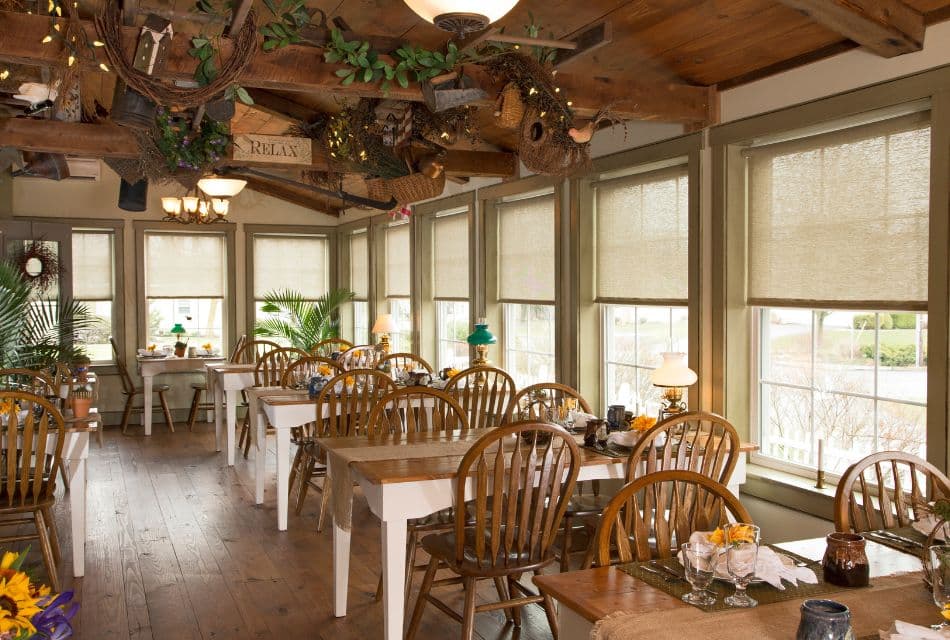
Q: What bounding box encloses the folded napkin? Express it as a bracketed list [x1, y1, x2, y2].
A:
[912, 515, 950, 542]
[607, 430, 640, 448]
[879, 620, 950, 639]
[686, 531, 818, 591]
[572, 412, 598, 430]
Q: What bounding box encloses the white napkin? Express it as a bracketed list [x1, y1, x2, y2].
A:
[686, 531, 818, 590]
[879, 620, 950, 639]
[607, 430, 640, 448]
[913, 515, 950, 542]
[573, 412, 598, 430]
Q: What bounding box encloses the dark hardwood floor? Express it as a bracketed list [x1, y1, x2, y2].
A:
[42, 425, 558, 640]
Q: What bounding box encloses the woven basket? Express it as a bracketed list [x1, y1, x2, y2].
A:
[365, 178, 392, 203]
[388, 171, 446, 205]
[495, 83, 525, 129]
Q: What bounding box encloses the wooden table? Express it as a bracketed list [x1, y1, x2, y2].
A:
[137, 356, 224, 436]
[246, 386, 307, 507]
[205, 362, 254, 466]
[534, 537, 923, 638]
[61, 428, 91, 578]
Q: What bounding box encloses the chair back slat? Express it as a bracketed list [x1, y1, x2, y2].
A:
[366, 387, 468, 437]
[228, 334, 248, 363]
[310, 338, 354, 357]
[339, 345, 382, 371]
[378, 353, 434, 374]
[507, 382, 591, 423]
[445, 366, 516, 430]
[232, 339, 282, 365]
[280, 356, 344, 389]
[834, 451, 950, 532]
[455, 422, 580, 571]
[254, 347, 308, 387]
[0, 392, 64, 508]
[315, 369, 397, 439]
[588, 469, 751, 568]
[109, 337, 137, 395]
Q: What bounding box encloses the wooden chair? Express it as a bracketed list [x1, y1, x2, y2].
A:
[110, 338, 175, 434]
[309, 338, 353, 357]
[290, 369, 397, 530]
[338, 345, 382, 371]
[378, 352, 433, 375]
[834, 451, 950, 533]
[186, 334, 246, 430]
[443, 366, 516, 430]
[406, 422, 581, 640]
[558, 410, 741, 571]
[232, 339, 282, 364]
[505, 382, 592, 423]
[238, 347, 309, 458]
[0, 368, 54, 396]
[279, 356, 344, 389]
[586, 470, 751, 568]
[0, 391, 66, 591]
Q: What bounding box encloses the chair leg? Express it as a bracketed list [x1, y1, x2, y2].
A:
[57, 460, 70, 493]
[493, 577, 512, 622]
[404, 528, 419, 607]
[288, 447, 302, 499]
[507, 574, 522, 627]
[186, 389, 202, 431]
[295, 452, 316, 516]
[120, 394, 135, 434]
[537, 569, 559, 640]
[41, 505, 61, 568]
[238, 414, 250, 454]
[34, 510, 60, 593]
[242, 420, 253, 460]
[406, 557, 439, 640]
[461, 575, 477, 640]
[560, 515, 574, 573]
[157, 390, 175, 433]
[316, 477, 332, 532]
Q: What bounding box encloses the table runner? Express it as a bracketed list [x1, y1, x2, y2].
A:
[862, 526, 929, 560]
[593, 572, 932, 640]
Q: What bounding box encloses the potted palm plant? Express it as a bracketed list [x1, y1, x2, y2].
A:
[254, 288, 355, 351]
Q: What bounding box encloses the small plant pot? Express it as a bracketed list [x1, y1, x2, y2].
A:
[174, 346, 186, 358]
[71, 397, 92, 419]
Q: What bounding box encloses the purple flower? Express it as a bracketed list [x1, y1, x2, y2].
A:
[30, 591, 78, 640]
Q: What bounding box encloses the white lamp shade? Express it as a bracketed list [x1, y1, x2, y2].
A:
[650, 352, 697, 387]
[182, 195, 199, 214]
[372, 314, 396, 334]
[198, 177, 247, 198]
[403, 0, 518, 24]
[210, 198, 229, 215]
[161, 197, 182, 215]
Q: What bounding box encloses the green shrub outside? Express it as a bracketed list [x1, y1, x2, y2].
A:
[852, 314, 893, 330]
[890, 313, 917, 329]
[859, 343, 919, 367]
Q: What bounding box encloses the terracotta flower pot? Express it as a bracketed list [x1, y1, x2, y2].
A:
[174, 346, 186, 358]
[71, 397, 92, 419]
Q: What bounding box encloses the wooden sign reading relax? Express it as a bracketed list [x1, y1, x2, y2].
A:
[232, 134, 312, 165]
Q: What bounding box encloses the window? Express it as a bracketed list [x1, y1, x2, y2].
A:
[746, 114, 931, 475]
[144, 232, 226, 351]
[384, 222, 411, 352]
[350, 231, 369, 344]
[497, 193, 556, 386]
[72, 230, 116, 362]
[594, 166, 690, 412]
[432, 210, 469, 369]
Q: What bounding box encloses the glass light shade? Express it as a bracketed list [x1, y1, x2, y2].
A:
[403, 0, 518, 24]
[650, 352, 697, 387]
[198, 177, 247, 198]
[181, 195, 199, 214]
[170, 323, 186, 335]
[210, 198, 229, 215]
[372, 314, 396, 334]
[467, 318, 497, 346]
[198, 200, 209, 217]
[161, 197, 182, 215]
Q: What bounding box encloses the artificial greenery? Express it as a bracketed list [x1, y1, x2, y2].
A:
[0, 260, 96, 370]
[254, 288, 355, 351]
[260, 0, 312, 51]
[154, 108, 231, 172]
[186, 36, 253, 105]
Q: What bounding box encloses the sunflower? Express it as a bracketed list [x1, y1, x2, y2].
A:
[0, 571, 43, 634]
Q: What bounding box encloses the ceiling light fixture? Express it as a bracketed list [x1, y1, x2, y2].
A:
[161, 176, 246, 225]
[403, 0, 520, 35]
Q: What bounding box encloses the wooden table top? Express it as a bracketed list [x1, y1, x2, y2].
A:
[534, 537, 923, 623]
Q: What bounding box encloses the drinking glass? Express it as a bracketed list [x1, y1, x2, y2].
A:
[681, 542, 718, 606]
[724, 523, 761, 608]
[930, 545, 950, 629]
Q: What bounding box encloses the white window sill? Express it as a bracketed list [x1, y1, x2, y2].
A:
[742, 463, 836, 521]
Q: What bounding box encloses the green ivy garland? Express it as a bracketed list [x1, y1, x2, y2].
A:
[154, 109, 230, 173]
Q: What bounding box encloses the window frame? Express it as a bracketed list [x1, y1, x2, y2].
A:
[372, 215, 414, 352]
[71, 226, 119, 364]
[337, 221, 372, 346]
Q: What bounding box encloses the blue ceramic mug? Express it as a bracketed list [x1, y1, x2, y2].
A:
[796, 599, 855, 640]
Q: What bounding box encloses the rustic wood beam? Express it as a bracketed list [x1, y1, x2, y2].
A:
[243, 175, 342, 216]
[244, 89, 317, 123]
[775, 0, 925, 58]
[554, 20, 612, 69]
[224, 0, 254, 37]
[0, 118, 518, 177]
[0, 11, 709, 123]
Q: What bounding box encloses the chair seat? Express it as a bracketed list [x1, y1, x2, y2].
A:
[191, 382, 208, 390]
[564, 493, 611, 517]
[421, 527, 552, 576]
[408, 508, 456, 531]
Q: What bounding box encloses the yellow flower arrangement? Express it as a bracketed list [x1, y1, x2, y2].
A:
[202, 342, 213, 351]
[0, 401, 19, 417]
[0, 552, 44, 635]
[318, 365, 333, 377]
[445, 368, 459, 378]
[628, 415, 657, 432]
[344, 376, 356, 388]
[943, 602, 950, 622]
[146, 344, 157, 352]
[708, 524, 757, 546]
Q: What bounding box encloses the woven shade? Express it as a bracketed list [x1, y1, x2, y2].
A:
[145, 232, 226, 298]
[433, 211, 469, 300]
[72, 231, 113, 301]
[253, 235, 327, 299]
[349, 231, 368, 299]
[594, 167, 689, 303]
[498, 194, 555, 303]
[747, 115, 930, 309]
[385, 223, 411, 298]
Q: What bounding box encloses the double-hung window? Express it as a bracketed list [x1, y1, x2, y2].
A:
[497, 193, 556, 386]
[595, 167, 689, 413]
[144, 232, 227, 351]
[384, 222, 412, 352]
[747, 114, 931, 476]
[72, 229, 116, 362]
[432, 209, 470, 369]
[349, 230, 370, 345]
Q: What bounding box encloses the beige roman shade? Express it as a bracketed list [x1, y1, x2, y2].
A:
[385, 222, 411, 298]
[253, 234, 328, 299]
[145, 232, 226, 298]
[72, 231, 114, 301]
[594, 166, 689, 303]
[498, 193, 555, 303]
[746, 114, 931, 310]
[432, 210, 469, 300]
[349, 231, 368, 299]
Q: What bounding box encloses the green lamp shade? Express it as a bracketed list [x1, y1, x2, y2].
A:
[467, 323, 497, 346]
[170, 323, 186, 335]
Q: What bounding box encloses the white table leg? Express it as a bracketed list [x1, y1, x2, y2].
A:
[333, 522, 352, 617]
[213, 374, 223, 452]
[276, 428, 290, 531]
[66, 438, 88, 577]
[381, 519, 408, 640]
[253, 400, 265, 505]
[143, 373, 153, 436]
[225, 389, 238, 467]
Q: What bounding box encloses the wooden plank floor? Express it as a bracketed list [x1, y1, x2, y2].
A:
[40, 425, 558, 640]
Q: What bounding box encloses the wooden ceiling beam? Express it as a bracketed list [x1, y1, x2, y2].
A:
[243, 175, 342, 216]
[774, 0, 925, 58]
[243, 89, 317, 123]
[0, 10, 709, 124]
[224, 0, 254, 37]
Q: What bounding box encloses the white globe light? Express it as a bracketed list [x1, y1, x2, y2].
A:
[404, 0, 519, 33]
[197, 177, 247, 198]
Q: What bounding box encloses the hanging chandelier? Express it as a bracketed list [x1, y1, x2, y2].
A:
[403, 0, 520, 35]
[160, 177, 246, 225]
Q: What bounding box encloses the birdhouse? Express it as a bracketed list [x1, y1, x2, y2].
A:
[374, 101, 413, 148]
[133, 14, 174, 76]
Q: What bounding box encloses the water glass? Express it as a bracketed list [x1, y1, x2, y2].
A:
[681, 542, 718, 606]
[930, 545, 950, 629]
[724, 523, 761, 608]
